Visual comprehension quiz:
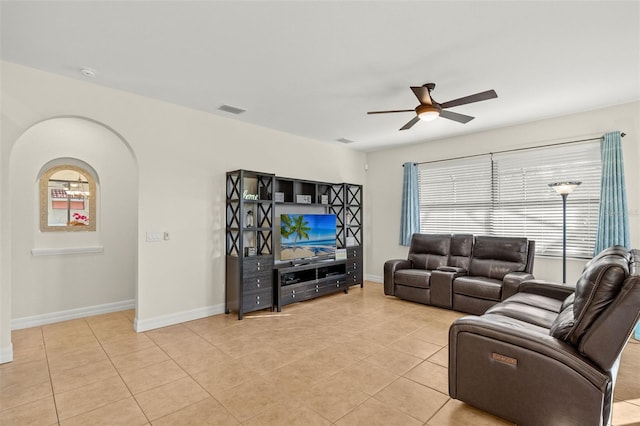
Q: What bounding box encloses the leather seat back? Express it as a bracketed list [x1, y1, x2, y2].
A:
[408, 233, 451, 270]
[468, 236, 529, 280]
[449, 234, 474, 269]
[551, 246, 639, 370]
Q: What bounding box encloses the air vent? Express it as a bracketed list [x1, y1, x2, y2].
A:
[336, 138, 355, 144]
[218, 104, 246, 115]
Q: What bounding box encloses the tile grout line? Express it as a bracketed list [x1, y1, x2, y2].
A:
[40, 325, 62, 426]
[84, 313, 153, 425]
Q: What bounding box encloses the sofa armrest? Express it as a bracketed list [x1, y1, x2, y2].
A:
[448, 314, 610, 424]
[517, 279, 576, 301]
[501, 272, 534, 300]
[383, 259, 412, 296]
[431, 268, 466, 309]
[449, 314, 609, 397]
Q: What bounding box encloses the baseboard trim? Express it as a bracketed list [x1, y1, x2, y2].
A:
[134, 303, 225, 332]
[366, 274, 383, 283]
[11, 299, 136, 330]
[0, 342, 13, 364]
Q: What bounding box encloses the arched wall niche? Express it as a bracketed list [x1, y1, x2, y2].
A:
[8, 116, 139, 325]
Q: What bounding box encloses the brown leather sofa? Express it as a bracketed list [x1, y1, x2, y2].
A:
[384, 233, 535, 314]
[449, 246, 640, 426]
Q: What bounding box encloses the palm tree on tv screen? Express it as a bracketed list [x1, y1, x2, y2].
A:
[281, 215, 310, 252]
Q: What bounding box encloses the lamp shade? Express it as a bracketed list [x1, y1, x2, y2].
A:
[548, 181, 582, 195]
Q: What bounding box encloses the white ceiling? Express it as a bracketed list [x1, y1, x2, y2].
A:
[2, 1, 639, 151]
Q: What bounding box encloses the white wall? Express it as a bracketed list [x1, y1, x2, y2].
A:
[0, 61, 366, 361]
[364, 101, 640, 284]
[2, 60, 637, 363]
[10, 117, 138, 321]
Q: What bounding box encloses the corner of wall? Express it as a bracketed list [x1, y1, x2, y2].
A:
[0, 342, 13, 364]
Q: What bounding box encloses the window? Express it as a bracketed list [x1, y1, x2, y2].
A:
[418, 155, 493, 236]
[418, 141, 601, 258]
[39, 164, 97, 232]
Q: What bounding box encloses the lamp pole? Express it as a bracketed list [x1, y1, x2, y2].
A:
[560, 192, 568, 284]
[548, 181, 581, 284]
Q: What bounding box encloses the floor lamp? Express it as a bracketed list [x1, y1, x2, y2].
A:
[548, 181, 581, 283]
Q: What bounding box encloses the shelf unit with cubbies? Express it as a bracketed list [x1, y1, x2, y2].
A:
[225, 169, 275, 319]
[225, 170, 363, 319]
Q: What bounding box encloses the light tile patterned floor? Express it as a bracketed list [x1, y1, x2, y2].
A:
[1, 282, 639, 425]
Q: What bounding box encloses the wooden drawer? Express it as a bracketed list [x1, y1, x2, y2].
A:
[325, 274, 347, 290]
[243, 272, 272, 292]
[243, 256, 273, 276]
[346, 246, 362, 259]
[308, 282, 329, 297]
[345, 260, 359, 272]
[347, 269, 363, 285]
[281, 283, 311, 305]
[243, 289, 272, 311]
[325, 280, 349, 294]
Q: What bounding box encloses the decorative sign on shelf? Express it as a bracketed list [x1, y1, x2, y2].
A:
[242, 190, 259, 200]
[296, 194, 312, 204]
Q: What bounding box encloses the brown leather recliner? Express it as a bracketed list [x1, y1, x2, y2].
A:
[449, 246, 640, 426]
[384, 233, 535, 313]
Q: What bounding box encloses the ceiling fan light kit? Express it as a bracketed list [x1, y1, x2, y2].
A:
[367, 83, 498, 131]
[417, 104, 441, 121]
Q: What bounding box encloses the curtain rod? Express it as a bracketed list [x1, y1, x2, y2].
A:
[403, 132, 626, 166]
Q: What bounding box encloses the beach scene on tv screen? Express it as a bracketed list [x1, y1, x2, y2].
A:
[280, 214, 336, 261]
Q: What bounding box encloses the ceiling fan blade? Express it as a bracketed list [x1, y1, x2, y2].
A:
[367, 109, 414, 115]
[440, 89, 497, 109]
[410, 86, 433, 105]
[400, 116, 420, 130]
[440, 110, 475, 124]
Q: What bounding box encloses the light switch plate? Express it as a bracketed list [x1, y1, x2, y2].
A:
[146, 232, 164, 242]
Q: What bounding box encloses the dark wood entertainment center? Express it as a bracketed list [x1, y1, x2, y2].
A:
[225, 169, 363, 319]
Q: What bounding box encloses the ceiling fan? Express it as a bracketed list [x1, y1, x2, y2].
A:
[367, 83, 497, 130]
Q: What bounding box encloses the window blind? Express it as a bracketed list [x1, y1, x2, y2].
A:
[418, 155, 493, 236]
[417, 141, 601, 258]
[492, 142, 601, 258]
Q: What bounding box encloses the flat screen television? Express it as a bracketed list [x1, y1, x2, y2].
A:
[280, 213, 337, 261]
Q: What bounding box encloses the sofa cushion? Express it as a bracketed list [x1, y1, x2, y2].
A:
[449, 234, 474, 269]
[469, 236, 528, 280]
[408, 234, 451, 270]
[503, 292, 564, 313]
[485, 298, 559, 329]
[454, 276, 503, 301]
[394, 269, 432, 289]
